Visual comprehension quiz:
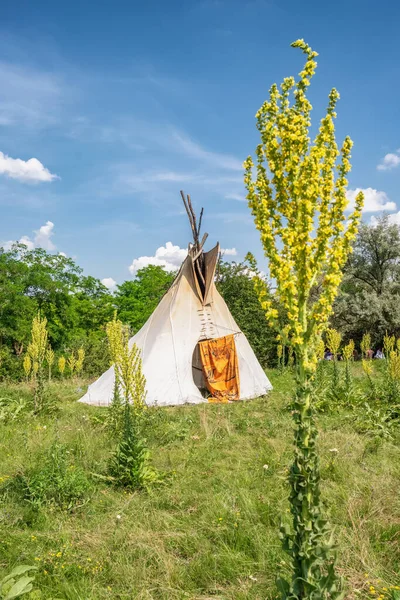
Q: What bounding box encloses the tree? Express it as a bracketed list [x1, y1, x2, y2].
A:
[216, 258, 276, 367]
[244, 39, 363, 598]
[0, 243, 113, 380]
[332, 216, 400, 344]
[115, 265, 174, 333]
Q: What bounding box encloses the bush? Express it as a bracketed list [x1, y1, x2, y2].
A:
[5, 441, 92, 511]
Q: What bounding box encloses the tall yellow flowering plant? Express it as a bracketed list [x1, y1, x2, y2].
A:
[244, 40, 363, 599]
[27, 313, 49, 412]
[105, 314, 155, 489]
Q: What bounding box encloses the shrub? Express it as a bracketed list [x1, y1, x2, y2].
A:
[6, 441, 92, 511]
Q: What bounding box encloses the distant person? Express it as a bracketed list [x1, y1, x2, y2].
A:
[366, 348, 374, 359]
[324, 350, 333, 360]
[375, 349, 385, 359]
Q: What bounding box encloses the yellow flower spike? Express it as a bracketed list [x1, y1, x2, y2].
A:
[58, 356, 66, 376]
[361, 333, 372, 358]
[244, 39, 363, 596]
[106, 313, 147, 412]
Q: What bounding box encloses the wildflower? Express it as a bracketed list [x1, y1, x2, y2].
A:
[263, 464, 269, 470]
[244, 37, 363, 598]
[116, 514, 122, 521]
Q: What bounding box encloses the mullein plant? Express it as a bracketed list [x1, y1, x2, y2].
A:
[76, 347, 85, 376]
[277, 343, 283, 371]
[27, 314, 48, 412]
[360, 332, 371, 360]
[23, 354, 32, 383]
[244, 39, 363, 599]
[106, 314, 125, 434]
[288, 346, 295, 369]
[58, 356, 66, 378]
[68, 353, 76, 378]
[362, 359, 376, 399]
[342, 340, 355, 405]
[45, 346, 55, 382]
[325, 328, 342, 394]
[106, 314, 157, 489]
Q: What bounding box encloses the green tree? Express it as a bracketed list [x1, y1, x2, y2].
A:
[333, 216, 400, 344]
[0, 243, 113, 380]
[115, 265, 174, 333]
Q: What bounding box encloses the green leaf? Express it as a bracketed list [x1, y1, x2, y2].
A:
[3, 576, 35, 599]
[1, 566, 37, 586]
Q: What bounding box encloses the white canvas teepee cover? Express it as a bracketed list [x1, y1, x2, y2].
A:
[79, 243, 272, 407]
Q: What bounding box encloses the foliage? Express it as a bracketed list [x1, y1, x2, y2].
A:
[27, 314, 48, 413]
[106, 315, 146, 412]
[332, 216, 400, 345]
[67, 353, 76, 377]
[45, 347, 55, 382]
[106, 314, 156, 490]
[0, 244, 114, 382]
[0, 372, 399, 599]
[114, 265, 174, 334]
[5, 441, 92, 511]
[108, 402, 159, 490]
[76, 347, 85, 375]
[326, 329, 342, 358]
[244, 38, 363, 598]
[326, 328, 342, 395]
[361, 333, 372, 358]
[0, 565, 37, 599]
[58, 356, 66, 377]
[22, 355, 31, 381]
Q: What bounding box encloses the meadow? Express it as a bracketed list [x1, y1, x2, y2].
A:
[0, 366, 399, 600]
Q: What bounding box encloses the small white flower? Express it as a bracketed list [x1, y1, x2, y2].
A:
[329, 448, 338, 453]
[116, 514, 122, 520]
[43, 425, 47, 430]
[263, 464, 269, 470]
[249, 575, 257, 582]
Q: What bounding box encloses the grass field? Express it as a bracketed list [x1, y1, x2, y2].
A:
[0, 369, 399, 599]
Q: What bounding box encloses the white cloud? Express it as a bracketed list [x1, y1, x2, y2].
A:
[19, 235, 35, 250]
[225, 193, 246, 202]
[370, 211, 400, 226]
[0, 60, 62, 129]
[172, 131, 243, 172]
[346, 187, 396, 212]
[377, 151, 400, 171]
[2, 234, 35, 251]
[0, 151, 58, 183]
[34, 221, 55, 250]
[101, 277, 117, 290]
[2, 220, 57, 252]
[221, 247, 237, 256]
[129, 242, 187, 276]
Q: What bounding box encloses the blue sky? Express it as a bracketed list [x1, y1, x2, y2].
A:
[1, 0, 400, 288]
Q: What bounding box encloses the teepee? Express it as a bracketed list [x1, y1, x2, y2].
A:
[79, 192, 272, 407]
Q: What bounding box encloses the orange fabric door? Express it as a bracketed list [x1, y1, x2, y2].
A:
[198, 334, 240, 402]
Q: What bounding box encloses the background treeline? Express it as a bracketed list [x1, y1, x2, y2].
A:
[0, 215, 398, 381]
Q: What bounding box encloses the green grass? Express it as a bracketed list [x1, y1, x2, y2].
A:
[0, 370, 399, 599]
